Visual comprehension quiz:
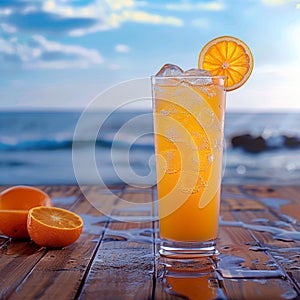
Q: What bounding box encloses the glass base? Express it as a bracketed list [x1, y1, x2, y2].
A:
[159, 239, 219, 259]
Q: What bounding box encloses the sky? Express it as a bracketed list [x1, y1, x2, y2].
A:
[0, 0, 299, 111]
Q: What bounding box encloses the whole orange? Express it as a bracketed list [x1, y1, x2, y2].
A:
[0, 185, 52, 210]
[0, 186, 52, 239]
[0, 210, 28, 239]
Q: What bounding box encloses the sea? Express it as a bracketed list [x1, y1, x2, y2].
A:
[1, 110, 300, 186]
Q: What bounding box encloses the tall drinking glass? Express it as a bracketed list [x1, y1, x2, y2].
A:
[152, 70, 226, 258]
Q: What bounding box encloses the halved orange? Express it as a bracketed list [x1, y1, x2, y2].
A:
[198, 36, 254, 91]
[27, 206, 83, 248]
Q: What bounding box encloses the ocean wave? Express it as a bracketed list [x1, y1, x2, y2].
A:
[0, 133, 155, 151]
[3, 131, 300, 152]
[0, 159, 29, 167]
[0, 137, 73, 151]
[96, 132, 154, 149]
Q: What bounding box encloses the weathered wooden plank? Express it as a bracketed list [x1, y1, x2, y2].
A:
[246, 185, 300, 290]
[218, 195, 297, 299]
[6, 186, 106, 300]
[241, 185, 300, 223]
[274, 186, 300, 224]
[10, 246, 90, 300]
[219, 213, 275, 269]
[0, 241, 45, 299]
[110, 187, 154, 247]
[0, 186, 70, 299]
[221, 278, 298, 300]
[79, 185, 124, 217]
[233, 207, 300, 294]
[0, 236, 9, 247]
[233, 209, 298, 247]
[221, 185, 266, 211]
[153, 186, 280, 300]
[0, 185, 299, 300]
[79, 186, 154, 300]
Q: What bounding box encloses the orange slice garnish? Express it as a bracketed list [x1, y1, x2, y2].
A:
[27, 206, 83, 248]
[198, 36, 254, 91]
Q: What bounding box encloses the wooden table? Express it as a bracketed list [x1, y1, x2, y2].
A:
[0, 185, 300, 300]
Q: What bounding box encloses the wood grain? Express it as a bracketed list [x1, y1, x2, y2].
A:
[0, 185, 299, 299]
[78, 186, 155, 300]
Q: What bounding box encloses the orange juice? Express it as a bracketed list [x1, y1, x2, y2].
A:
[164, 272, 218, 300]
[158, 256, 220, 299]
[152, 71, 226, 256]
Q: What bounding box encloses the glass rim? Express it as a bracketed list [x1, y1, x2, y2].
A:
[151, 75, 227, 79]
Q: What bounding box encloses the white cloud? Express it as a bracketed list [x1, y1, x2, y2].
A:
[120, 10, 182, 26]
[0, 8, 13, 16]
[105, 0, 135, 10]
[25, 60, 90, 69]
[115, 44, 130, 53]
[68, 24, 111, 37]
[41, 0, 183, 36]
[262, 0, 296, 5]
[32, 35, 103, 64]
[0, 38, 15, 54]
[0, 0, 183, 38]
[165, 1, 225, 11]
[42, 0, 107, 18]
[22, 5, 39, 14]
[69, 11, 182, 36]
[1, 23, 17, 33]
[0, 35, 104, 69]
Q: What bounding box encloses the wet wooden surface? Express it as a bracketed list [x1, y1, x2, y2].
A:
[0, 185, 300, 300]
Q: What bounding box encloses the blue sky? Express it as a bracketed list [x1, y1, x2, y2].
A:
[0, 0, 299, 111]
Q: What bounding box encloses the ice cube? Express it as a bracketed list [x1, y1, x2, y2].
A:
[155, 63, 184, 77]
[183, 68, 212, 85]
[184, 68, 211, 77]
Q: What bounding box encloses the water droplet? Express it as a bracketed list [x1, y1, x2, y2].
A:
[160, 149, 180, 174]
[285, 162, 296, 173]
[198, 108, 215, 128]
[281, 214, 298, 225]
[180, 186, 201, 194]
[165, 127, 181, 142]
[208, 155, 214, 164]
[236, 165, 246, 175]
[258, 197, 290, 210]
[218, 269, 285, 279]
[281, 290, 298, 299]
[160, 109, 169, 116]
[251, 218, 269, 223]
[220, 217, 300, 242]
[249, 246, 270, 252]
[264, 260, 278, 268]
